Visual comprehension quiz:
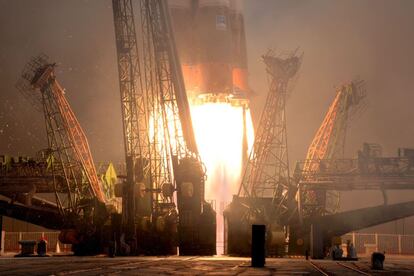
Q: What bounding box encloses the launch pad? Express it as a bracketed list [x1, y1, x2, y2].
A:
[1, 0, 414, 265]
[0, 255, 414, 275]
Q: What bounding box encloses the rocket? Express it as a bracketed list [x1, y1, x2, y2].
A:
[169, 0, 249, 102]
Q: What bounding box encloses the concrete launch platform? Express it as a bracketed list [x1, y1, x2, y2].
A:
[0, 255, 413, 275]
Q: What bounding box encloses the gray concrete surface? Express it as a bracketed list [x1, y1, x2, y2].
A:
[0, 255, 413, 275]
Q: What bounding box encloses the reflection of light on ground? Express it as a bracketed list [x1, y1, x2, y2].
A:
[190, 102, 254, 254]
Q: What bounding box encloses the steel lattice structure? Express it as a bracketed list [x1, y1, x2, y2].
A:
[16, 55, 104, 220]
[112, 0, 214, 255]
[295, 156, 414, 191]
[139, 0, 205, 204]
[297, 80, 366, 220]
[141, 0, 199, 157]
[140, 0, 214, 255]
[238, 51, 302, 222]
[139, 0, 178, 213]
[112, 0, 151, 242]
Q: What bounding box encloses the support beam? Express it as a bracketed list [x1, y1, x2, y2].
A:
[308, 200, 414, 237]
[304, 200, 414, 258]
[0, 200, 63, 230]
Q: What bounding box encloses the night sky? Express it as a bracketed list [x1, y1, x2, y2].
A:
[1, 0, 414, 232]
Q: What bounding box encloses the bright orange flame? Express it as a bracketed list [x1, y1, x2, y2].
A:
[190, 101, 254, 254]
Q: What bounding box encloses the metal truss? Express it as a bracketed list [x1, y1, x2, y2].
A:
[295, 155, 414, 191]
[297, 80, 366, 220]
[139, 0, 203, 209]
[16, 55, 104, 221]
[238, 50, 302, 223]
[112, 0, 151, 237]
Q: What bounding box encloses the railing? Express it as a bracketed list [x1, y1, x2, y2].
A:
[294, 157, 414, 191]
[2, 231, 71, 253]
[341, 232, 414, 255]
[295, 157, 414, 179]
[2, 231, 414, 255]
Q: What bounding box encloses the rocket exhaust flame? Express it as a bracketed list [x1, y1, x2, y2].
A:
[190, 98, 254, 254]
[169, 0, 251, 254]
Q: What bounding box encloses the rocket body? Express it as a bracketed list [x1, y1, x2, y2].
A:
[169, 0, 249, 100]
[169, 0, 252, 255]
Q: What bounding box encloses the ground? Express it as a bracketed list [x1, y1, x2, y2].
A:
[0, 255, 413, 275]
